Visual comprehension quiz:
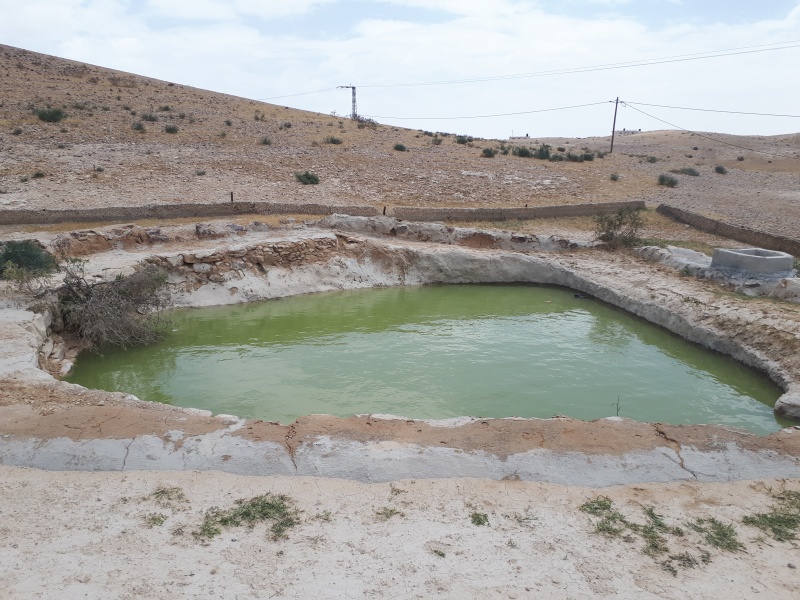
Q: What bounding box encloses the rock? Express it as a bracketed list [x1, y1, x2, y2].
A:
[774, 390, 800, 420]
[165, 255, 184, 267]
[182, 253, 198, 264]
[193, 263, 212, 273]
[195, 223, 225, 238]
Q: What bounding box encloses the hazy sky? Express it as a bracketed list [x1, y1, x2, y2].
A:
[3, 0, 800, 139]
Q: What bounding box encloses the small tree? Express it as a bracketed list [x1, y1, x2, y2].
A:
[594, 208, 645, 249]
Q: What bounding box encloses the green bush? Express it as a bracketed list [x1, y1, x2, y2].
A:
[141, 113, 158, 122]
[393, 143, 407, 152]
[32, 171, 45, 179]
[737, 156, 744, 161]
[260, 137, 272, 145]
[12, 127, 22, 135]
[534, 145, 551, 160]
[549, 153, 565, 162]
[714, 165, 727, 174]
[481, 147, 497, 158]
[646, 156, 658, 163]
[512, 146, 533, 158]
[671, 167, 699, 176]
[431, 137, 442, 146]
[566, 152, 584, 163]
[323, 136, 342, 145]
[224, 119, 232, 126]
[658, 174, 678, 187]
[164, 125, 178, 134]
[0, 240, 58, 279]
[295, 171, 320, 185]
[34, 108, 66, 123]
[594, 208, 644, 249]
[132, 121, 145, 132]
[609, 173, 620, 181]
[455, 135, 473, 145]
[582, 152, 595, 161]
[158, 105, 171, 112]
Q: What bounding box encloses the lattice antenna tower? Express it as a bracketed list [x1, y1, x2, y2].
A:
[337, 84, 357, 120]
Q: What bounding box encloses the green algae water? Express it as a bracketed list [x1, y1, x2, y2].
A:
[67, 285, 788, 434]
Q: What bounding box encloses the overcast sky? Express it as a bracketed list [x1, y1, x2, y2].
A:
[3, 0, 800, 139]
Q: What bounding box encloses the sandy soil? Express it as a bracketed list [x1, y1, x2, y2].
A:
[1, 467, 799, 599]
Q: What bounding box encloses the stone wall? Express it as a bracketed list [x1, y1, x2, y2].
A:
[392, 201, 646, 222]
[657, 204, 800, 256]
[0, 202, 380, 225]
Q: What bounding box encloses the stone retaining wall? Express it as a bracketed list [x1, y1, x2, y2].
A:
[392, 201, 645, 222]
[0, 202, 380, 225]
[657, 204, 800, 256]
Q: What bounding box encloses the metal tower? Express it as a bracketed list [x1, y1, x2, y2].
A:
[337, 84, 357, 120]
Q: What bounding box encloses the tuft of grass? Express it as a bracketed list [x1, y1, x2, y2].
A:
[295, 171, 320, 185]
[609, 173, 620, 181]
[280, 122, 292, 129]
[32, 171, 45, 179]
[132, 121, 145, 132]
[646, 156, 658, 163]
[375, 507, 403, 521]
[151, 486, 187, 507]
[657, 174, 678, 188]
[431, 137, 443, 146]
[512, 146, 533, 158]
[580, 496, 614, 516]
[34, 107, 66, 122]
[158, 105, 171, 112]
[671, 167, 699, 176]
[224, 119, 232, 126]
[164, 125, 178, 134]
[393, 143, 407, 152]
[141, 113, 158, 122]
[432, 549, 446, 558]
[193, 493, 298, 541]
[260, 137, 272, 146]
[12, 127, 22, 135]
[688, 518, 743, 551]
[145, 513, 168, 527]
[195, 169, 206, 176]
[714, 165, 728, 174]
[566, 152, 584, 162]
[323, 135, 342, 145]
[455, 135, 473, 145]
[742, 489, 800, 542]
[737, 156, 744, 161]
[470, 512, 489, 526]
[481, 147, 497, 158]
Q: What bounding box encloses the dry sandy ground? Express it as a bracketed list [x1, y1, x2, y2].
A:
[1, 467, 799, 600]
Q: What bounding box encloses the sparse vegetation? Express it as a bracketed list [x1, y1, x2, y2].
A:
[295, 171, 320, 185]
[224, 119, 232, 126]
[164, 125, 178, 134]
[431, 137, 442, 146]
[566, 152, 584, 162]
[481, 147, 497, 158]
[12, 127, 22, 135]
[742, 488, 800, 542]
[671, 167, 699, 176]
[193, 493, 298, 541]
[34, 107, 66, 122]
[375, 507, 403, 520]
[594, 207, 644, 248]
[260, 137, 272, 146]
[132, 121, 145, 132]
[195, 169, 206, 176]
[471, 512, 489, 526]
[32, 170, 45, 179]
[737, 156, 745, 161]
[145, 513, 168, 527]
[158, 105, 171, 112]
[714, 165, 728, 174]
[141, 113, 158, 122]
[512, 146, 533, 158]
[657, 174, 679, 188]
[646, 156, 658, 163]
[455, 135, 473, 145]
[323, 135, 342, 145]
[393, 143, 407, 152]
[687, 518, 743, 551]
[609, 173, 620, 181]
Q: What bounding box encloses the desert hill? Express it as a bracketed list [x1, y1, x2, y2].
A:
[1, 43, 799, 239]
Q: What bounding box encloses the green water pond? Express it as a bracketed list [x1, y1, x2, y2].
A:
[67, 284, 789, 434]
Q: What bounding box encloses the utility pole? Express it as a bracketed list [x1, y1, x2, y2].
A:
[337, 84, 357, 120]
[609, 97, 619, 154]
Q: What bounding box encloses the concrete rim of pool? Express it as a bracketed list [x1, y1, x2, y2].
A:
[1, 219, 799, 483]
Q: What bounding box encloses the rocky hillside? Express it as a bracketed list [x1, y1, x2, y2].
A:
[1, 44, 798, 239]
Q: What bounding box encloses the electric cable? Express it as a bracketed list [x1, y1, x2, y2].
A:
[624, 102, 800, 119]
[362, 101, 609, 121]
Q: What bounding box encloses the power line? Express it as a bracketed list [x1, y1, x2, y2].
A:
[253, 39, 800, 102]
[362, 101, 609, 121]
[355, 40, 800, 89]
[624, 102, 800, 119]
[621, 102, 800, 159]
